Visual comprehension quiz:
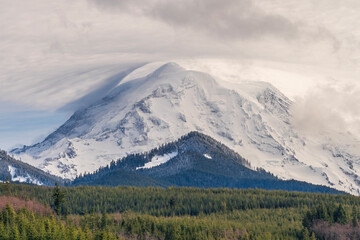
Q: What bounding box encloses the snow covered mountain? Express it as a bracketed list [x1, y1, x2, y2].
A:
[12, 62, 360, 194]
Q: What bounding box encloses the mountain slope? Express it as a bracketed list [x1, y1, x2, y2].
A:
[72, 132, 344, 194]
[0, 150, 64, 186]
[11, 62, 360, 194]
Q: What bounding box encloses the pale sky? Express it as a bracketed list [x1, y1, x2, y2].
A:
[0, 0, 359, 149]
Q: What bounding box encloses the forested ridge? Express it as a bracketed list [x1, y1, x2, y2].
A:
[71, 132, 343, 195]
[0, 183, 359, 239]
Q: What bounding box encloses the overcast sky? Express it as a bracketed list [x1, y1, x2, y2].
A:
[0, 0, 359, 149]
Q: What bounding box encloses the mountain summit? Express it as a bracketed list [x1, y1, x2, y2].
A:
[12, 62, 360, 194]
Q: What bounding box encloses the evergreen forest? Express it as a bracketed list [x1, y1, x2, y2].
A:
[0, 183, 359, 239]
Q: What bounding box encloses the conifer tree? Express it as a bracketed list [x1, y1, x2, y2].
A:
[5, 176, 10, 196]
[53, 183, 65, 215]
[101, 208, 107, 230]
[352, 205, 358, 227]
[301, 228, 310, 240]
[169, 196, 177, 216]
[334, 204, 347, 224]
[310, 232, 316, 240]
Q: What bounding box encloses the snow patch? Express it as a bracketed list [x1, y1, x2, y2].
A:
[137, 151, 178, 170]
[8, 165, 43, 185]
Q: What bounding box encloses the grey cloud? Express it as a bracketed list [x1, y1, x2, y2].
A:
[88, 0, 299, 40]
[291, 83, 360, 139]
